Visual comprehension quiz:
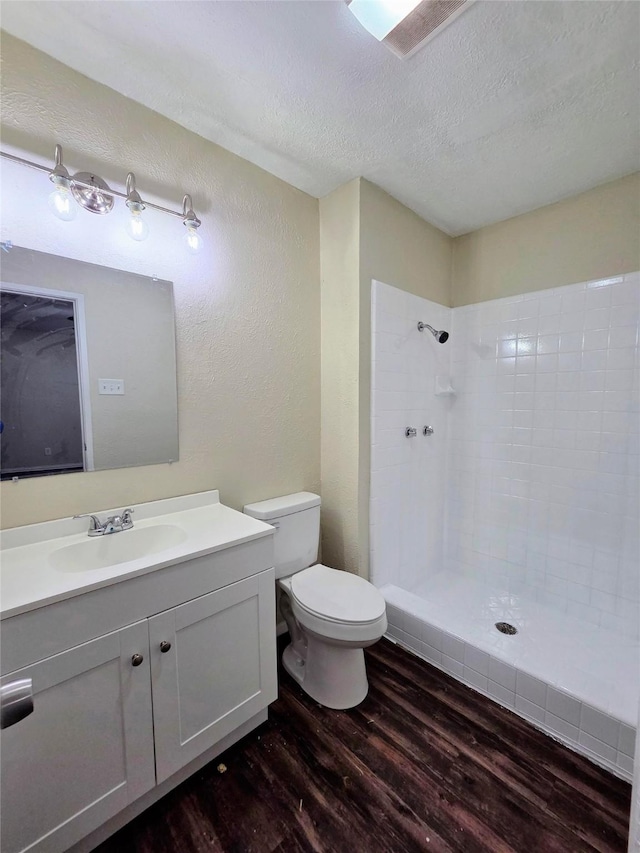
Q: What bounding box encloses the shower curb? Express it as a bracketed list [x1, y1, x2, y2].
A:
[385, 618, 635, 783]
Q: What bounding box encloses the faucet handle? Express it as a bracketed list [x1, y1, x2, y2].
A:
[73, 513, 104, 531]
[121, 508, 135, 526]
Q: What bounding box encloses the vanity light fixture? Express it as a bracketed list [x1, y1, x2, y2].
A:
[182, 194, 202, 255]
[1, 144, 203, 252]
[125, 172, 149, 242]
[48, 145, 77, 222]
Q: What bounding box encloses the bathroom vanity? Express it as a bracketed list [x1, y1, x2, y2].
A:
[0, 491, 277, 853]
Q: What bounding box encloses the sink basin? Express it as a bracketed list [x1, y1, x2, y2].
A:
[49, 524, 188, 573]
[0, 490, 276, 622]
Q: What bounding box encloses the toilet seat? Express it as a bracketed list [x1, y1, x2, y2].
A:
[290, 564, 386, 625]
[278, 564, 388, 706]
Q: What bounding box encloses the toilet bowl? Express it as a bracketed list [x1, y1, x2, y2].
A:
[243, 493, 387, 710]
[280, 564, 387, 709]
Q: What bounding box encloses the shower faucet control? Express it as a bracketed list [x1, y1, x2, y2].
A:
[405, 427, 417, 437]
[423, 426, 434, 436]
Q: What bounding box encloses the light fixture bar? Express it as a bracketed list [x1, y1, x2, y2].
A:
[0, 150, 187, 220]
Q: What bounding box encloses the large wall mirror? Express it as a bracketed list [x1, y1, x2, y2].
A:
[1, 245, 178, 479]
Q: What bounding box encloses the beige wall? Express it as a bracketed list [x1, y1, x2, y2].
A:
[319, 179, 361, 573]
[319, 178, 453, 577]
[1, 34, 320, 528]
[359, 179, 452, 306]
[452, 172, 640, 306]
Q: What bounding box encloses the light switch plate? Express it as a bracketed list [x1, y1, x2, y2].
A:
[98, 379, 125, 395]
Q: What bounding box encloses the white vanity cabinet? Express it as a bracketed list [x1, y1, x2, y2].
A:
[0, 498, 277, 853]
[1, 621, 156, 853]
[150, 570, 276, 783]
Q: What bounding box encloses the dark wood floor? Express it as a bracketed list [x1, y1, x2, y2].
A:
[96, 638, 631, 853]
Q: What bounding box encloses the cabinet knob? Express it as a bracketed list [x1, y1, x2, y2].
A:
[131, 653, 144, 667]
[159, 641, 172, 654]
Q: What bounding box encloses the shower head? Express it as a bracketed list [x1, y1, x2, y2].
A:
[417, 322, 449, 343]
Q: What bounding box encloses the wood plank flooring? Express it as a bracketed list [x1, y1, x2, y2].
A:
[96, 638, 631, 853]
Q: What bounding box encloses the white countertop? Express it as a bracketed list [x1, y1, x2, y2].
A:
[0, 491, 274, 620]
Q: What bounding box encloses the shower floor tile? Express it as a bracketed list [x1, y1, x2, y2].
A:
[381, 573, 639, 726]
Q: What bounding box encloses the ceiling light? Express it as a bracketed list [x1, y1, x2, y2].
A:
[348, 0, 423, 41]
[347, 0, 474, 60]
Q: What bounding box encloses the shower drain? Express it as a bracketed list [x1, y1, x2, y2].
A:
[495, 622, 518, 635]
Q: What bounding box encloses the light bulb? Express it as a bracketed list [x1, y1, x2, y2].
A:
[184, 225, 202, 255]
[48, 186, 77, 221]
[125, 208, 149, 242]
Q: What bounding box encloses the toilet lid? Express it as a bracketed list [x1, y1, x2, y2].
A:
[291, 564, 386, 624]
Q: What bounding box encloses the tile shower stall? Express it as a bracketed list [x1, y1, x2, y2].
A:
[370, 274, 639, 781]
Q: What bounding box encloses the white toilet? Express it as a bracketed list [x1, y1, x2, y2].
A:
[243, 492, 387, 710]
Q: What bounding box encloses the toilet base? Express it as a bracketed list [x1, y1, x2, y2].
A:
[282, 639, 369, 710]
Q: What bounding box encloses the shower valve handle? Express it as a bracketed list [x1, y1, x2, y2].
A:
[423, 426, 434, 436]
[405, 427, 417, 437]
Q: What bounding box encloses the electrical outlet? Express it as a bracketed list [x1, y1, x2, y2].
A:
[98, 379, 125, 395]
[44, 447, 52, 456]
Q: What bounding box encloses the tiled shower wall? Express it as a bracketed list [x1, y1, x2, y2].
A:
[447, 272, 639, 639]
[370, 281, 451, 590]
[371, 273, 639, 638]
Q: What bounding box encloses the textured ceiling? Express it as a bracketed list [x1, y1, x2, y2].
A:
[2, 1, 638, 235]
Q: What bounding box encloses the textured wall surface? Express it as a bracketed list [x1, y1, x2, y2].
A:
[1, 34, 320, 528]
[319, 179, 361, 573]
[452, 173, 640, 306]
[359, 180, 452, 308]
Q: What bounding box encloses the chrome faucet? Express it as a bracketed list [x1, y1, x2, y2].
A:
[74, 508, 134, 537]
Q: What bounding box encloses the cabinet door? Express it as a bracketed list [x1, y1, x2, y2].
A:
[150, 569, 277, 783]
[0, 620, 155, 853]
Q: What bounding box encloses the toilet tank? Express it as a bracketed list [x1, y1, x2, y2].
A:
[243, 492, 320, 579]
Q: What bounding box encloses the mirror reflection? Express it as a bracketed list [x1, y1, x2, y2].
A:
[1, 246, 178, 479]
